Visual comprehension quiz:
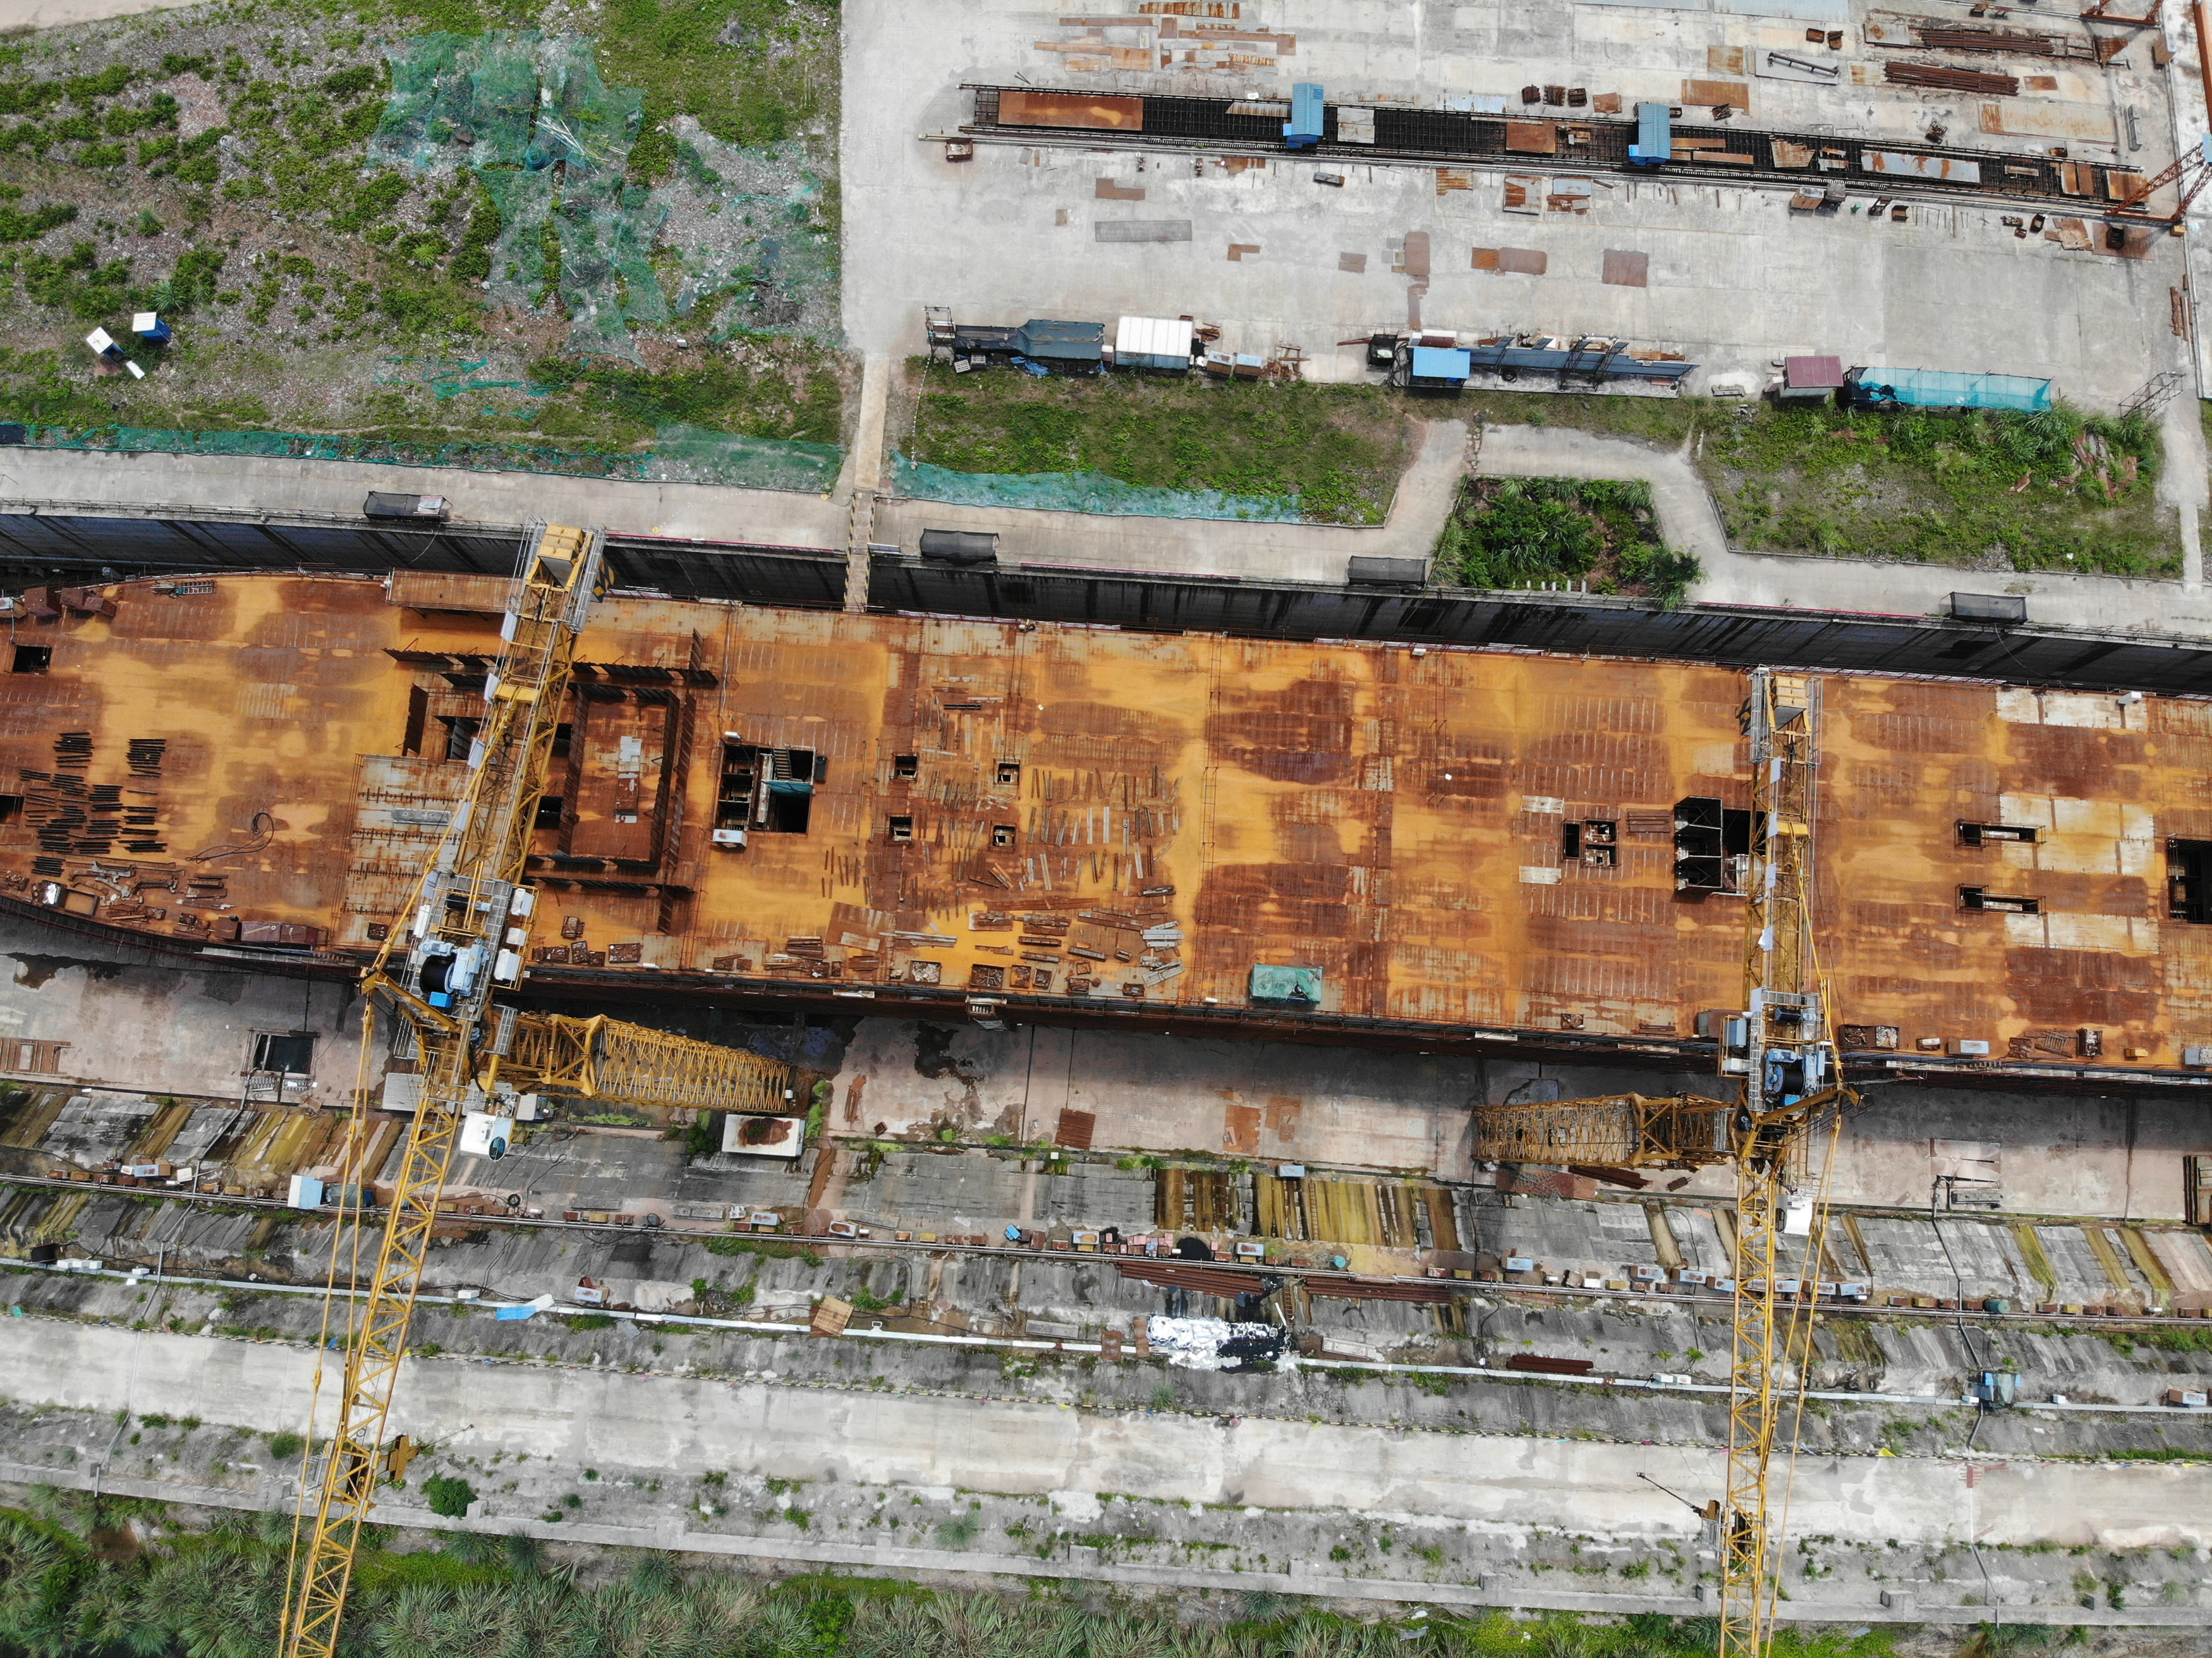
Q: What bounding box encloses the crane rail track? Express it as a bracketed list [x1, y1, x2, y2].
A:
[956, 84, 2154, 217]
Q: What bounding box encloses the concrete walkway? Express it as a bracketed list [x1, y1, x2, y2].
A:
[0, 422, 1466, 584]
[1478, 424, 2212, 636]
[8, 0, 197, 24]
[0, 444, 847, 551]
[15, 420, 2212, 638]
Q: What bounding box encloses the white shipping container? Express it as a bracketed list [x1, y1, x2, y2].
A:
[1114, 315, 1196, 365]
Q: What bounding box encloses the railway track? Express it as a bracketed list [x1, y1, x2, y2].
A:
[955, 83, 2156, 217]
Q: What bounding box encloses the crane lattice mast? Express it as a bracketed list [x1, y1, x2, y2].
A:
[1471, 667, 1855, 1658]
[278, 527, 792, 1658]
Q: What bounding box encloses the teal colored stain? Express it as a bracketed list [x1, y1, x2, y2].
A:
[377, 355, 557, 414]
[21, 424, 842, 495]
[891, 454, 1302, 523]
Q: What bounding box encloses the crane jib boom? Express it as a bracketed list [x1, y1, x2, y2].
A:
[1468, 667, 1856, 1658]
[277, 527, 793, 1658]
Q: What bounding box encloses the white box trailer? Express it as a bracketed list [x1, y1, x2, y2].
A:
[1114, 315, 1196, 372]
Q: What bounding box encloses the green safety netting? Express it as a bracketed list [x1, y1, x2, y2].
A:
[481, 168, 554, 308]
[21, 424, 841, 492]
[371, 30, 542, 171]
[647, 422, 841, 491]
[891, 454, 1303, 522]
[559, 173, 668, 360]
[535, 35, 640, 174]
[371, 32, 665, 359]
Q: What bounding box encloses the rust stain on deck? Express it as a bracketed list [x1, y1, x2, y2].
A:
[0, 575, 2196, 1065]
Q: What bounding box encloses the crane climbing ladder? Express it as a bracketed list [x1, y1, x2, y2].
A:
[277, 526, 794, 1658]
[1473, 668, 1856, 1658]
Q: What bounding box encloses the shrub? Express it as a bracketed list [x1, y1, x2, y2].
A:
[0, 199, 76, 243]
[321, 65, 379, 100]
[422, 1474, 476, 1518]
[265, 1430, 303, 1460]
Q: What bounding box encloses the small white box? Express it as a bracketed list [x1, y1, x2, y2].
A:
[1952, 1038, 1991, 1057]
[2185, 1047, 2212, 1068]
[286, 1174, 325, 1209]
[459, 1112, 514, 1157]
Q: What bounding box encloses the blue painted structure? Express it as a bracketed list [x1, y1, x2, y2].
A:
[1284, 83, 1324, 149]
[1845, 367, 2053, 412]
[1409, 346, 1473, 385]
[1629, 102, 1672, 165]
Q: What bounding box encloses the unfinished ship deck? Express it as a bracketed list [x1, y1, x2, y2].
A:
[0, 571, 2203, 1083]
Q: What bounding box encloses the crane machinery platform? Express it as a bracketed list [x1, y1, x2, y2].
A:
[277, 525, 795, 1658]
[1472, 668, 1857, 1658]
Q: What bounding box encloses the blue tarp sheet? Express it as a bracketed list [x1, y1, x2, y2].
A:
[1847, 367, 2053, 412]
[1411, 346, 1472, 381]
[1251, 964, 1323, 1003]
[1014, 319, 1105, 362]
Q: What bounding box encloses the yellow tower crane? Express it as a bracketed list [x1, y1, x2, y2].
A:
[1473, 669, 1857, 1658]
[277, 525, 793, 1658]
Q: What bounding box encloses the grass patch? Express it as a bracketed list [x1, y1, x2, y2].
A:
[1462, 389, 1708, 448]
[902, 360, 1416, 525]
[0, 0, 844, 470]
[1435, 476, 1701, 604]
[2117, 1322, 2212, 1354]
[1699, 402, 2173, 575]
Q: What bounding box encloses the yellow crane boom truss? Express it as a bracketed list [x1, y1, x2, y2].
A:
[278, 527, 792, 1658]
[496, 1011, 792, 1113]
[1470, 668, 1855, 1658]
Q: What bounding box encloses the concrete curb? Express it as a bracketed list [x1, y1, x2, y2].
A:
[4, 1463, 2204, 1626]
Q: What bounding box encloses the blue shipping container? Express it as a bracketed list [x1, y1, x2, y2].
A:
[1629, 102, 1672, 165]
[1285, 83, 1324, 149]
[1410, 346, 1472, 382]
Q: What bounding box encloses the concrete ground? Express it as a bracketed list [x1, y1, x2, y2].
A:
[0, 445, 846, 552]
[828, 1017, 2212, 1221]
[1, 1314, 2207, 1621]
[0, 917, 363, 1104]
[841, 0, 2181, 406]
[2, 0, 197, 27]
